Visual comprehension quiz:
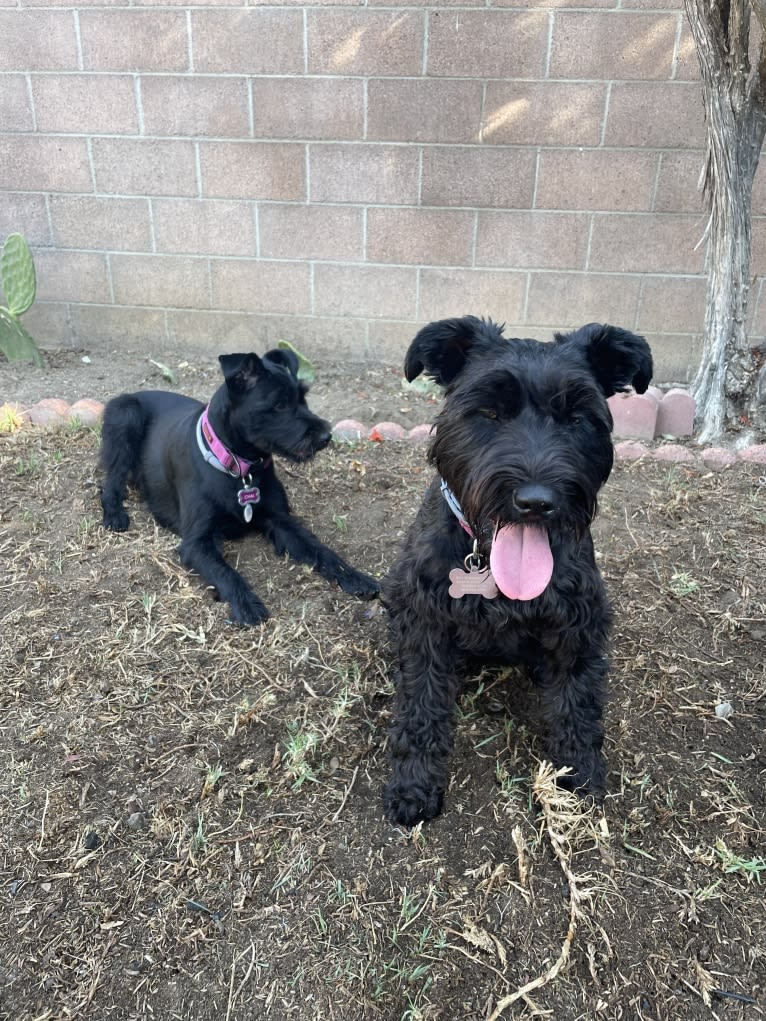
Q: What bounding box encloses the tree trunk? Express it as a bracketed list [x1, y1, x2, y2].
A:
[684, 0, 766, 443]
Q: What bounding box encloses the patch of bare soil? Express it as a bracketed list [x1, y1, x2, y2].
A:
[1, 360, 764, 1021]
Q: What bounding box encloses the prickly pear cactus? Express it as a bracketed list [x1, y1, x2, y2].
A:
[1, 233, 36, 316]
[0, 233, 43, 366]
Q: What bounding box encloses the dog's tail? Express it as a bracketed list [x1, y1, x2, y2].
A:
[99, 395, 149, 530]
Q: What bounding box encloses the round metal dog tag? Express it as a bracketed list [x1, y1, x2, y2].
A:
[243, 503, 253, 523]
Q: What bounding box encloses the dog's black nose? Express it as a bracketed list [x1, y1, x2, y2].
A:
[315, 427, 332, 450]
[512, 484, 557, 518]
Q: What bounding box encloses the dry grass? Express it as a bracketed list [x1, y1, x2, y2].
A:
[1, 427, 764, 1021]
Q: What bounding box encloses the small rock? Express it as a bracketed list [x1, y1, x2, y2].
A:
[81, 355, 92, 364]
[653, 444, 696, 464]
[737, 443, 766, 464]
[369, 421, 406, 442]
[614, 440, 650, 461]
[332, 419, 365, 442]
[701, 446, 737, 470]
[407, 424, 433, 444]
[68, 398, 104, 427]
[127, 812, 146, 830]
[28, 398, 71, 428]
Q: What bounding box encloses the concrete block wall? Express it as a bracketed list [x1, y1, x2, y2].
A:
[2, 0, 766, 375]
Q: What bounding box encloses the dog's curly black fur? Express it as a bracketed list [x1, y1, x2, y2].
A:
[382, 317, 653, 826]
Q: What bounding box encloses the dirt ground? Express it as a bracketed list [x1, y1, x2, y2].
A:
[1, 348, 765, 1021]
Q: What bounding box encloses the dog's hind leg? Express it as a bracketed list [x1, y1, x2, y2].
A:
[261, 514, 379, 599]
[99, 395, 147, 532]
[383, 629, 462, 826]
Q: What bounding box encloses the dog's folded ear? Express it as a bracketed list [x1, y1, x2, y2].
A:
[557, 323, 653, 397]
[405, 316, 505, 386]
[218, 352, 264, 392]
[263, 348, 300, 380]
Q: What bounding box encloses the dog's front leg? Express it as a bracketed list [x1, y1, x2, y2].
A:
[384, 632, 462, 826]
[261, 514, 379, 599]
[533, 640, 608, 799]
[177, 533, 270, 626]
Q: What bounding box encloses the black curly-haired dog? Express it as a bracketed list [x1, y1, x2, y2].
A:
[99, 348, 379, 625]
[383, 317, 653, 825]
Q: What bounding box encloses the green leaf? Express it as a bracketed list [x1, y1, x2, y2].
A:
[277, 339, 316, 384]
[0, 308, 43, 366]
[1, 233, 36, 316]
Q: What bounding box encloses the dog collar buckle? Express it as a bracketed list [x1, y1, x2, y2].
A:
[238, 475, 261, 523]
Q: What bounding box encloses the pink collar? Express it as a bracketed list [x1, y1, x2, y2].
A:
[197, 406, 271, 479]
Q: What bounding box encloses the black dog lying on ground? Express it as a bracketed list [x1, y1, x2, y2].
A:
[99, 349, 379, 625]
[383, 317, 653, 826]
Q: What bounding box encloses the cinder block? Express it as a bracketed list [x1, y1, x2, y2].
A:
[200, 142, 306, 201]
[308, 10, 423, 76]
[50, 196, 152, 253]
[314, 264, 416, 320]
[1, 75, 34, 131]
[655, 387, 695, 437]
[0, 194, 51, 246]
[367, 79, 482, 143]
[111, 254, 210, 309]
[483, 82, 606, 146]
[92, 138, 198, 197]
[419, 268, 526, 323]
[367, 208, 474, 266]
[0, 136, 91, 192]
[310, 144, 419, 205]
[34, 250, 111, 304]
[476, 212, 589, 270]
[153, 198, 255, 257]
[32, 74, 138, 134]
[535, 149, 656, 212]
[0, 11, 77, 71]
[210, 260, 311, 315]
[605, 82, 705, 149]
[70, 305, 167, 348]
[608, 391, 659, 440]
[428, 10, 548, 78]
[140, 77, 249, 138]
[526, 271, 640, 328]
[192, 10, 303, 74]
[549, 12, 677, 80]
[654, 153, 705, 214]
[259, 204, 363, 261]
[79, 10, 188, 72]
[421, 147, 535, 209]
[589, 214, 704, 274]
[252, 78, 363, 140]
[639, 278, 706, 334]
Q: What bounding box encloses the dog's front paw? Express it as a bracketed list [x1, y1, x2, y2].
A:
[103, 510, 130, 532]
[229, 594, 270, 627]
[384, 780, 444, 827]
[339, 569, 380, 600]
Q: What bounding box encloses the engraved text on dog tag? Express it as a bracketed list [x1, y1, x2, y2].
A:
[448, 566, 499, 599]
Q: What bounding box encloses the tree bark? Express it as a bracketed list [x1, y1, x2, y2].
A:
[685, 0, 766, 442]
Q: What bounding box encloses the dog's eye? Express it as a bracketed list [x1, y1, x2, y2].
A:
[273, 400, 289, 413]
[480, 408, 498, 420]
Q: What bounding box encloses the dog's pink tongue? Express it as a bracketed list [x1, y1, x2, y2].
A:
[490, 523, 553, 601]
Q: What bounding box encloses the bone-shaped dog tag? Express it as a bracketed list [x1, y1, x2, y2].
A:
[448, 566, 498, 599]
[238, 485, 260, 523]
